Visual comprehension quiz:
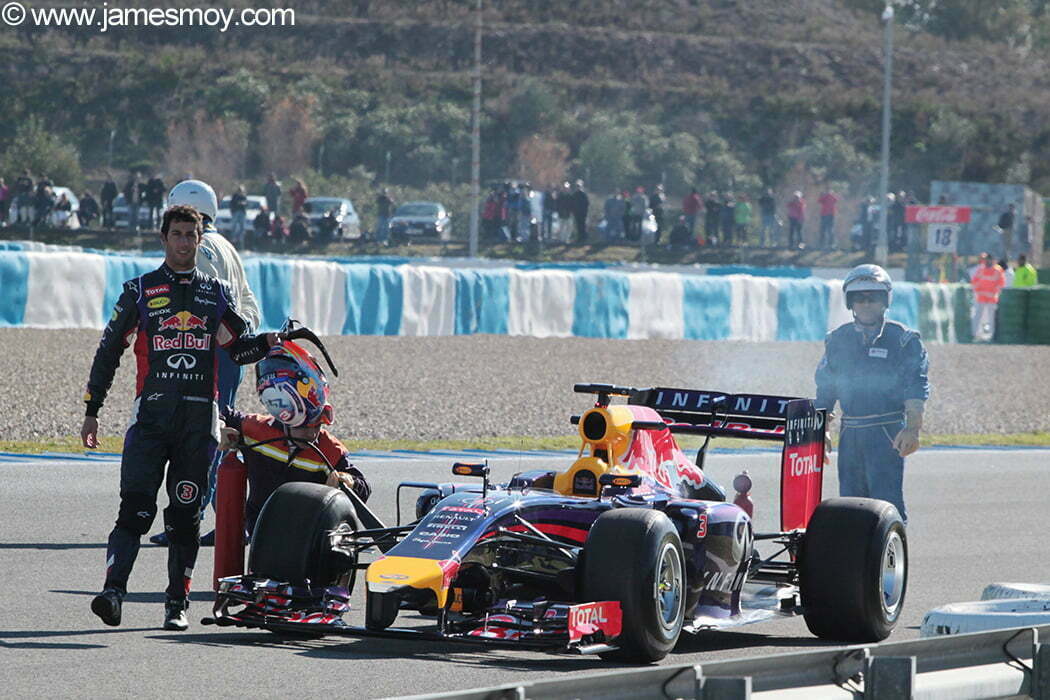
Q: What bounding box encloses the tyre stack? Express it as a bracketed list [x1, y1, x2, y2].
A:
[994, 287, 1028, 344]
[1025, 286, 1050, 345]
[952, 284, 973, 344]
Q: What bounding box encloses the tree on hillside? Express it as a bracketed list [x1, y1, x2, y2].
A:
[0, 117, 82, 188]
[780, 120, 875, 194]
[515, 135, 570, 187]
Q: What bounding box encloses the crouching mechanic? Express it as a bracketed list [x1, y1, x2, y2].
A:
[814, 264, 930, 524]
[220, 340, 370, 537]
[81, 205, 281, 631]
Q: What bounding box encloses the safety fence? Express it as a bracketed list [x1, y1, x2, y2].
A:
[406, 623, 1050, 699]
[0, 247, 975, 342]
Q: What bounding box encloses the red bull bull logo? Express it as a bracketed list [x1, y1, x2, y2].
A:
[157, 311, 208, 332]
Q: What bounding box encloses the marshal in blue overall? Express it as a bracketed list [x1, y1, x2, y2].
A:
[814, 265, 929, 523]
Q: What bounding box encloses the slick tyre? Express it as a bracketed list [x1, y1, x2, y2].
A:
[799, 497, 907, 642]
[248, 482, 357, 586]
[582, 509, 686, 663]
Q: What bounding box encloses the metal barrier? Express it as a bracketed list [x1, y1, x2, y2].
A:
[402, 623, 1050, 699]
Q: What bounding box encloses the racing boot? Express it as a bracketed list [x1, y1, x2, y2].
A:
[163, 598, 189, 631]
[91, 588, 123, 627]
[148, 531, 169, 546]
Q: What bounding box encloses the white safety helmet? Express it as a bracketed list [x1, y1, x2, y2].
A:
[842, 264, 892, 309]
[167, 179, 218, 222]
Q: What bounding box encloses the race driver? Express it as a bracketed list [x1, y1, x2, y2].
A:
[219, 340, 370, 537]
[814, 264, 929, 524]
[149, 179, 260, 547]
[81, 204, 281, 631]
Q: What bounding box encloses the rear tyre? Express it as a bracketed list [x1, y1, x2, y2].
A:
[799, 497, 907, 642]
[582, 509, 685, 663]
[248, 482, 358, 586]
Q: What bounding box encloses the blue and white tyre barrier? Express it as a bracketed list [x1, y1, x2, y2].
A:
[981, 582, 1050, 601]
[920, 598, 1050, 637]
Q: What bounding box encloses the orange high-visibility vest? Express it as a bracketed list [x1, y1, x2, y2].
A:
[972, 265, 1006, 304]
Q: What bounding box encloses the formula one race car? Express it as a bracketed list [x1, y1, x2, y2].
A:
[204, 383, 907, 663]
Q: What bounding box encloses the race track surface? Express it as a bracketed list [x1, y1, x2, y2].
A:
[3, 448, 1048, 698]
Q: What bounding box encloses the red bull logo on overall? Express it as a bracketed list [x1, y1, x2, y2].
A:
[156, 311, 209, 332]
[153, 333, 211, 351]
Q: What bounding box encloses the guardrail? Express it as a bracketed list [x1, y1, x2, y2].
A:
[405, 623, 1050, 699]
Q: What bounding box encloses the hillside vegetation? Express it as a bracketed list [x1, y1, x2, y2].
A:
[4, 0, 1050, 226]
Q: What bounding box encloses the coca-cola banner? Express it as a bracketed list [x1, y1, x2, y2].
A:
[905, 205, 971, 224]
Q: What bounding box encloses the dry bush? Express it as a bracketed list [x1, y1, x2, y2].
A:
[163, 112, 249, 193]
[259, 95, 319, 178]
[515, 135, 569, 187]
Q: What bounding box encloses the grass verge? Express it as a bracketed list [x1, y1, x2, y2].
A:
[4, 432, 1050, 455]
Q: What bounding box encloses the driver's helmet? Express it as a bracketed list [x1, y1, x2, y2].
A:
[255, 341, 332, 428]
[842, 264, 892, 309]
[167, 179, 218, 223]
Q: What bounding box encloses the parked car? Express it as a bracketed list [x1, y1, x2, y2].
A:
[389, 201, 452, 242]
[301, 197, 361, 239]
[112, 193, 155, 231]
[215, 195, 270, 236]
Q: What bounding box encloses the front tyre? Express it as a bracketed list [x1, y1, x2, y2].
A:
[799, 497, 907, 642]
[582, 509, 686, 663]
[248, 482, 358, 586]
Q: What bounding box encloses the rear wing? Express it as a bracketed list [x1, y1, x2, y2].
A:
[575, 384, 827, 531]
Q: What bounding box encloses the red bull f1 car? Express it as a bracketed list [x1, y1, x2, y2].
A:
[204, 383, 908, 663]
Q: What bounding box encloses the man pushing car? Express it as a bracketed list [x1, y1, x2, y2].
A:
[81, 204, 281, 631]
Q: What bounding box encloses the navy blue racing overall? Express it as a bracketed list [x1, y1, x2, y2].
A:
[85, 263, 271, 601]
[814, 320, 929, 522]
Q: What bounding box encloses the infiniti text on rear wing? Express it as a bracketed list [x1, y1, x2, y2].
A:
[629, 387, 827, 530]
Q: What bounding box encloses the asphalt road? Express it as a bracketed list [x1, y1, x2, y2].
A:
[3, 447, 1048, 699]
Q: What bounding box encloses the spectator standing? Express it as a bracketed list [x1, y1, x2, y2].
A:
[100, 175, 118, 228]
[1014, 254, 1038, 287]
[79, 191, 100, 228]
[571, 180, 589, 244]
[720, 193, 735, 246]
[229, 186, 248, 245]
[649, 184, 666, 244]
[682, 188, 702, 241]
[970, 252, 1007, 342]
[628, 187, 647, 241]
[263, 173, 282, 216]
[123, 172, 142, 232]
[0, 178, 9, 226]
[318, 208, 338, 243]
[553, 182, 573, 243]
[528, 183, 544, 242]
[289, 179, 308, 217]
[758, 188, 776, 247]
[703, 191, 721, 245]
[14, 170, 33, 224]
[734, 194, 752, 245]
[146, 174, 167, 229]
[604, 191, 626, 240]
[998, 203, 1016, 257]
[786, 191, 806, 249]
[889, 191, 907, 251]
[818, 188, 840, 249]
[481, 188, 501, 242]
[375, 188, 394, 244]
[542, 185, 556, 239]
